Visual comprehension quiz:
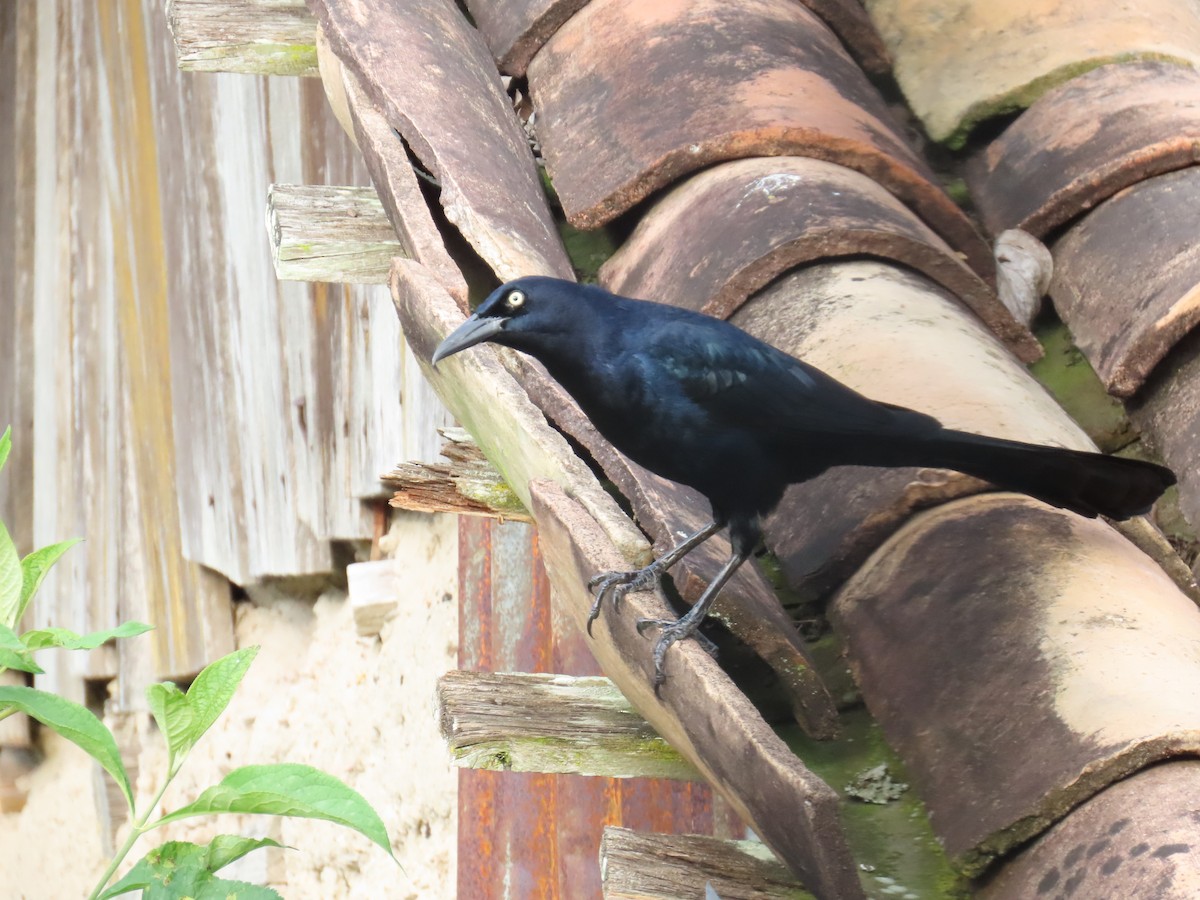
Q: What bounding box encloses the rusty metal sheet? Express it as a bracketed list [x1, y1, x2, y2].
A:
[527, 0, 992, 275]
[511, 354, 839, 738]
[601, 156, 1038, 362]
[833, 494, 1200, 875]
[727, 260, 1092, 599]
[530, 481, 863, 898]
[456, 517, 736, 898]
[977, 761, 1200, 899]
[967, 61, 1200, 238]
[311, 0, 573, 281]
[1130, 331, 1200, 532]
[867, 0, 1200, 147]
[1050, 168, 1200, 398]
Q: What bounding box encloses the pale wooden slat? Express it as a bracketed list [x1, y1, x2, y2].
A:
[600, 827, 813, 900]
[437, 670, 699, 780]
[266, 183, 401, 284]
[166, 0, 318, 76]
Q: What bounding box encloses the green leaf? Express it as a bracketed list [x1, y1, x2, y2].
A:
[148, 646, 258, 775]
[99, 836, 285, 899]
[0, 426, 10, 474]
[17, 538, 81, 624]
[21, 621, 153, 652]
[157, 763, 396, 860]
[0, 647, 44, 675]
[0, 519, 21, 629]
[0, 685, 132, 811]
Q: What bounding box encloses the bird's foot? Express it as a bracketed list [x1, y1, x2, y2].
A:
[586, 562, 663, 635]
[635, 616, 719, 687]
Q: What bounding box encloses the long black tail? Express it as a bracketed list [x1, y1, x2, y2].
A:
[914, 430, 1176, 520]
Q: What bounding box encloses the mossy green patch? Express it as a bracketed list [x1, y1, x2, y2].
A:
[1028, 317, 1134, 452]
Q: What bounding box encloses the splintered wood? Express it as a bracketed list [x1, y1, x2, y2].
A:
[267, 184, 400, 284]
[384, 427, 531, 522]
[437, 670, 697, 781]
[166, 0, 318, 76]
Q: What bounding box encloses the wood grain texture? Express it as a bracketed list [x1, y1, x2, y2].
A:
[267, 183, 401, 283]
[601, 827, 812, 900]
[166, 0, 318, 76]
[438, 670, 698, 780]
[312, 0, 573, 282]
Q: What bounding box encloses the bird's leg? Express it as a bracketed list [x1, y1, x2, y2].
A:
[635, 545, 751, 687]
[586, 520, 724, 636]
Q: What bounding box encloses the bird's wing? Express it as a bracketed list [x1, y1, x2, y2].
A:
[643, 326, 939, 438]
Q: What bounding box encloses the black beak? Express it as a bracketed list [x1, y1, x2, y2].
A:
[431, 314, 507, 367]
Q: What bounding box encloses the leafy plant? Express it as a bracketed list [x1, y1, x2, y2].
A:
[0, 427, 399, 897]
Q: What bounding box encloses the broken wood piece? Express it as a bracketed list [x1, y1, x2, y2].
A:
[600, 827, 812, 900]
[967, 61, 1200, 238]
[1050, 167, 1200, 398]
[511, 353, 839, 738]
[600, 156, 1035, 361]
[437, 670, 698, 780]
[266, 184, 400, 284]
[384, 427, 532, 522]
[346, 558, 399, 637]
[165, 0, 317, 76]
[312, 0, 574, 282]
[529, 480, 863, 898]
[527, 0, 991, 274]
[332, 56, 468, 306]
[833, 494, 1200, 876]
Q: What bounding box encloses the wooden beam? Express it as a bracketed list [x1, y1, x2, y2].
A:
[600, 827, 813, 900]
[437, 670, 699, 781]
[166, 0, 318, 76]
[266, 183, 400, 284]
[384, 427, 531, 522]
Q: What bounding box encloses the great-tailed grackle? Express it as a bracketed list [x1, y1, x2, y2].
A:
[433, 277, 1176, 684]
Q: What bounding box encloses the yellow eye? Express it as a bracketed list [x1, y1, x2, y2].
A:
[507, 289, 526, 309]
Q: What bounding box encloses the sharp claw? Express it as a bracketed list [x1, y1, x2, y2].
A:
[583, 564, 662, 638]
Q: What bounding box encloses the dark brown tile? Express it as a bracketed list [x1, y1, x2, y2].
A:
[528, 0, 991, 274]
[968, 61, 1200, 237]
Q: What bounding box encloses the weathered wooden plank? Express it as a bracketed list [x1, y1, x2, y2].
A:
[530, 480, 863, 898]
[312, 0, 574, 282]
[384, 427, 532, 523]
[166, 0, 318, 76]
[438, 670, 698, 780]
[833, 494, 1200, 875]
[600, 827, 812, 900]
[266, 183, 400, 283]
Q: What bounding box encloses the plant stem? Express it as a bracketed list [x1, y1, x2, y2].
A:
[87, 771, 175, 900]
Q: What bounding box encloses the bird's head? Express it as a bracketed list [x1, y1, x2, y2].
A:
[432, 276, 581, 367]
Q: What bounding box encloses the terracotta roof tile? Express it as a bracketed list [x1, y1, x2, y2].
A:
[527, 0, 991, 272]
[967, 61, 1200, 238]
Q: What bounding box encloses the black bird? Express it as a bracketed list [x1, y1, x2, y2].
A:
[433, 277, 1176, 683]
